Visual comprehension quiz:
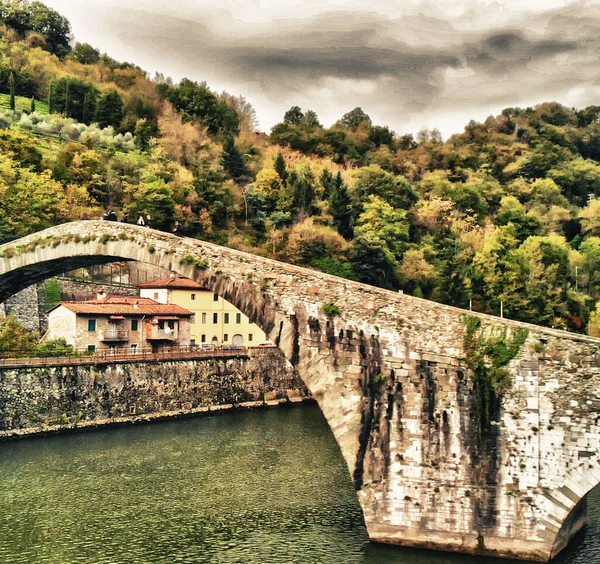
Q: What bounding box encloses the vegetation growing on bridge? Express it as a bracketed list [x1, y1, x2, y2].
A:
[462, 316, 528, 443]
[321, 302, 341, 316]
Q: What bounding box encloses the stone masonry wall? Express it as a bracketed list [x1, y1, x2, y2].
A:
[0, 350, 307, 436]
[2, 221, 600, 561]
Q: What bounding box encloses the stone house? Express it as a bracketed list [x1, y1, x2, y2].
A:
[138, 275, 272, 347]
[45, 292, 192, 352]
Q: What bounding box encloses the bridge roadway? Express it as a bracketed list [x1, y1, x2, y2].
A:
[1, 221, 600, 562]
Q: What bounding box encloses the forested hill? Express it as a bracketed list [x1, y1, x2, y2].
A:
[2, 0, 600, 335]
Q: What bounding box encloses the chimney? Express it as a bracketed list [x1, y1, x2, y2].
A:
[96, 288, 107, 301]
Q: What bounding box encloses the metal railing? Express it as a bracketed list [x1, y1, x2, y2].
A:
[0, 345, 252, 368]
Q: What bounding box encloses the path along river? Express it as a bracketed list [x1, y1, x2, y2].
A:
[0, 405, 598, 563]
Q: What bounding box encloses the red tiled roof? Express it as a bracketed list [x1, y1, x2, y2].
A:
[58, 295, 192, 316]
[138, 276, 207, 290]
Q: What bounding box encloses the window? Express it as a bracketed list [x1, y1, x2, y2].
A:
[190, 314, 195, 324]
[213, 294, 219, 302]
[213, 313, 218, 324]
[201, 334, 206, 343]
[158, 320, 165, 330]
[131, 344, 137, 353]
[248, 333, 253, 342]
[236, 313, 241, 324]
[202, 313, 206, 324]
[131, 319, 139, 331]
[224, 313, 230, 324]
[88, 319, 96, 332]
[154, 292, 159, 300]
[87, 344, 96, 352]
[190, 339, 196, 346]
[191, 293, 196, 300]
[223, 334, 228, 341]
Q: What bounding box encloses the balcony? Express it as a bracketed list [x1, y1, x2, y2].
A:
[99, 329, 129, 342]
[148, 326, 179, 341]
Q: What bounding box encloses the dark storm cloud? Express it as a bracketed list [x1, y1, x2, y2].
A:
[465, 32, 577, 75]
[71, 1, 600, 133]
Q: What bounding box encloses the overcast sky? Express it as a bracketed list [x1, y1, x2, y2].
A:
[44, 0, 600, 138]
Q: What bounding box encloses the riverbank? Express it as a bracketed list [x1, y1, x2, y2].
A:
[0, 350, 310, 439]
[0, 394, 315, 441]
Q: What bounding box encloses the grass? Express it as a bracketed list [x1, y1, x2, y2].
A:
[0, 93, 50, 114]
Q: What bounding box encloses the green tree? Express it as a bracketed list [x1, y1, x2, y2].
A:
[352, 165, 417, 216]
[303, 109, 321, 128]
[127, 177, 176, 231]
[8, 70, 14, 110]
[95, 89, 124, 129]
[30, 97, 35, 112]
[0, 315, 36, 355]
[51, 77, 99, 124]
[283, 105, 304, 125]
[0, 154, 67, 240]
[221, 136, 247, 180]
[354, 195, 409, 260]
[339, 107, 371, 130]
[0, 0, 72, 56]
[72, 42, 100, 64]
[274, 152, 287, 181]
[329, 172, 353, 238]
[349, 235, 399, 289]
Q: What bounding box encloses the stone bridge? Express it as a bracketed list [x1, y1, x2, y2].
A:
[1, 221, 600, 562]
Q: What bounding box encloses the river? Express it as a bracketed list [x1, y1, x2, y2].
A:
[0, 405, 598, 564]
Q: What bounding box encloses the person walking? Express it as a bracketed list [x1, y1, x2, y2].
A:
[120, 213, 129, 223]
[173, 221, 183, 237]
[137, 215, 145, 227]
[145, 214, 152, 229]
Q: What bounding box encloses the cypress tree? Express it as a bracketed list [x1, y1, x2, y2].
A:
[30, 97, 36, 113]
[8, 71, 15, 110]
[221, 136, 247, 179]
[47, 80, 53, 113]
[274, 152, 287, 181]
[329, 172, 353, 238]
[64, 79, 69, 117]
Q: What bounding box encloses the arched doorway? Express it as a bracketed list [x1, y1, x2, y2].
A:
[232, 334, 243, 346]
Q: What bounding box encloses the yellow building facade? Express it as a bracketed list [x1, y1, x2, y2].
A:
[139, 276, 272, 347]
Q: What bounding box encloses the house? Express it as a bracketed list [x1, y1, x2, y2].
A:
[46, 291, 192, 352]
[138, 275, 272, 347]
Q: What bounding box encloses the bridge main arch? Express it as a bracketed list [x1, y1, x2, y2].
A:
[2, 220, 600, 562]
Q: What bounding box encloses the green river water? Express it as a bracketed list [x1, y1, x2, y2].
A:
[0, 405, 598, 564]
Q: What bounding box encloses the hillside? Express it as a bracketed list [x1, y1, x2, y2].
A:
[2, 0, 600, 335]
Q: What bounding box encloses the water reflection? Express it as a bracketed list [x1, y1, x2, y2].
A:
[0, 406, 598, 563]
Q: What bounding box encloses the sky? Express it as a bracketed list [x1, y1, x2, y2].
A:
[43, 0, 600, 138]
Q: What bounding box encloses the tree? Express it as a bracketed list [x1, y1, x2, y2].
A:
[274, 152, 287, 181]
[0, 0, 72, 57]
[354, 195, 410, 260]
[127, 176, 176, 231]
[579, 198, 600, 237]
[0, 315, 36, 355]
[30, 97, 35, 112]
[283, 106, 304, 125]
[303, 109, 321, 128]
[72, 42, 100, 65]
[8, 71, 14, 110]
[221, 137, 247, 180]
[253, 168, 283, 212]
[157, 78, 239, 138]
[398, 249, 436, 295]
[328, 172, 353, 238]
[51, 77, 99, 124]
[0, 154, 67, 241]
[352, 165, 417, 216]
[339, 107, 371, 130]
[349, 235, 399, 289]
[95, 89, 124, 129]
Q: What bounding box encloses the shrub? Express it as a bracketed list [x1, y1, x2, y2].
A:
[180, 255, 208, 269]
[321, 302, 341, 316]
